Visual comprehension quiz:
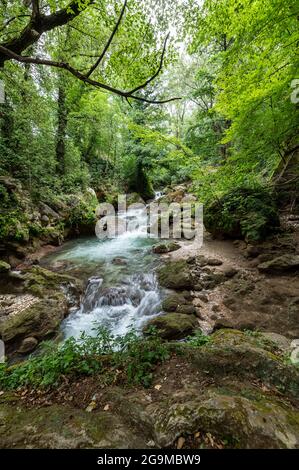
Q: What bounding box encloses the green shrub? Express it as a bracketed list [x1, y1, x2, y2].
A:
[0, 328, 169, 390]
[186, 330, 211, 347]
[204, 186, 280, 242]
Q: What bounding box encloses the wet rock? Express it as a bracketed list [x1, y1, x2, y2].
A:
[144, 313, 197, 340]
[162, 294, 186, 312]
[152, 242, 180, 254]
[176, 305, 197, 315]
[258, 255, 299, 274]
[126, 193, 145, 206]
[111, 257, 128, 265]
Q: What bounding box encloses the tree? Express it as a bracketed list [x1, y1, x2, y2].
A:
[0, 0, 180, 103]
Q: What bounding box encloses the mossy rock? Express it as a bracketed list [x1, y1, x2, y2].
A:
[162, 294, 187, 312]
[149, 387, 299, 448]
[0, 267, 83, 354]
[152, 242, 180, 254]
[189, 329, 299, 399]
[0, 402, 146, 449]
[157, 260, 193, 290]
[23, 266, 82, 297]
[258, 254, 299, 274]
[144, 313, 197, 340]
[204, 187, 280, 242]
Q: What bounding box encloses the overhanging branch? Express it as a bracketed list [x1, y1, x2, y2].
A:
[86, 0, 128, 77]
[0, 0, 94, 66]
[0, 45, 180, 104]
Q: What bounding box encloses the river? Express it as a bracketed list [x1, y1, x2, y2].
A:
[41, 200, 164, 339]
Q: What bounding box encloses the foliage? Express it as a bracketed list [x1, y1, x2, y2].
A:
[0, 328, 169, 390]
[186, 330, 211, 348]
[204, 186, 280, 242]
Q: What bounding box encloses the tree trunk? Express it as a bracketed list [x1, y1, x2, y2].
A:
[55, 81, 67, 175]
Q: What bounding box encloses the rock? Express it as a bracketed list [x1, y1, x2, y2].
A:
[213, 272, 299, 338]
[177, 305, 197, 315]
[17, 336, 39, 354]
[144, 313, 197, 340]
[149, 388, 299, 449]
[0, 260, 11, 274]
[244, 245, 261, 258]
[0, 402, 145, 449]
[152, 242, 180, 254]
[195, 293, 209, 303]
[261, 333, 291, 353]
[162, 294, 186, 312]
[190, 329, 299, 399]
[157, 261, 193, 290]
[0, 267, 83, 354]
[111, 257, 127, 265]
[258, 255, 299, 274]
[41, 214, 50, 225]
[39, 202, 60, 220]
[223, 267, 238, 278]
[181, 194, 197, 203]
[205, 258, 223, 266]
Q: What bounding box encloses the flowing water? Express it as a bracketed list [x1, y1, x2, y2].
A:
[42, 201, 164, 340]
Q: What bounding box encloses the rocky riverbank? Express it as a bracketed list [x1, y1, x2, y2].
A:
[0, 183, 299, 449]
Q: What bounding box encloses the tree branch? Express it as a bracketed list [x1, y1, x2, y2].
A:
[31, 0, 40, 20]
[86, 0, 127, 77]
[0, 0, 94, 67]
[127, 33, 170, 94]
[0, 45, 180, 104]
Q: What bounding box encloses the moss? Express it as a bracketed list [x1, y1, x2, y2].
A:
[144, 313, 197, 340]
[157, 260, 193, 290]
[162, 294, 187, 312]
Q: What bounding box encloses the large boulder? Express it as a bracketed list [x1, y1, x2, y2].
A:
[0, 266, 83, 354]
[204, 187, 280, 242]
[157, 260, 193, 290]
[258, 254, 299, 274]
[162, 294, 196, 315]
[144, 313, 197, 340]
